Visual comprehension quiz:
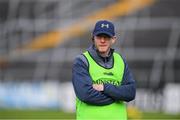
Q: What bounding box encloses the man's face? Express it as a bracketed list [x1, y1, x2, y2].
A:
[94, 34, 116, 55]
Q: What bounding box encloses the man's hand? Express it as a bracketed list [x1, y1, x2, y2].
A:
[93, 84, 104, 91]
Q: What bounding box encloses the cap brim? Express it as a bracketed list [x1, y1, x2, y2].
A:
[93, 31, 113, 37]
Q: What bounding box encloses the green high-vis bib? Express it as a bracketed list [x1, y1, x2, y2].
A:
[76, 51, 127, 120]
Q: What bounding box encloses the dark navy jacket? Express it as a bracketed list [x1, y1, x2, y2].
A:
[72, 45, 136, 106]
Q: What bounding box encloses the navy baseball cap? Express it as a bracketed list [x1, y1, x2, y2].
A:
[93, 20, 115, 37]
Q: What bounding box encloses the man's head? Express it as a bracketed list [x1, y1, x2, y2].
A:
[92, 20, 116, 56]
[93, 20, 115, 37]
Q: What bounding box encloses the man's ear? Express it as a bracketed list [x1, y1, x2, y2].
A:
[111, 36, 117, 44]
[91, 37, 95, 42]
[91, 33, 94, 42]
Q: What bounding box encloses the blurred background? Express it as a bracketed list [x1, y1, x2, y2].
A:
[0, 0, 180, 119]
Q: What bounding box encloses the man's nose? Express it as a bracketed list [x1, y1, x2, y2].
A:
[100, 38, 105, 42]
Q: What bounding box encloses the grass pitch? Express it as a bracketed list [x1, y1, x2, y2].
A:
[0, 109, 180, 120]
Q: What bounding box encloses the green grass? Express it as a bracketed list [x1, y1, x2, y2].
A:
[142, 112, 180, 119]
[0, 109, 180, 120]
[0, 109, 75, 119]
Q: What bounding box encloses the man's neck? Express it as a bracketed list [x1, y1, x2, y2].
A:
[98, 49, 110, 57]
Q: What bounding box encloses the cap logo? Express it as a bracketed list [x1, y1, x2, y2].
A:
[101, 23, 109, 28]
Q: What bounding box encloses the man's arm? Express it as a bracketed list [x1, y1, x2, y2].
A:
[72, 55, 115, 106]
[103, 59, 136, 102]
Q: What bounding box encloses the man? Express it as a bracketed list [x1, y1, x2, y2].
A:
[72, 20, 136, 120]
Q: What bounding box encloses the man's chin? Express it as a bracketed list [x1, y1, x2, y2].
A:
[99, 48, 107, 52]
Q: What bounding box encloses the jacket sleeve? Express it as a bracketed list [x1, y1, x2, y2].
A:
[72, 55, 115, 106]
[103, 59, 136, 102]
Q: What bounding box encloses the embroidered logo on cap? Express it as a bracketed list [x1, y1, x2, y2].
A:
[101, 23, 109, 28]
